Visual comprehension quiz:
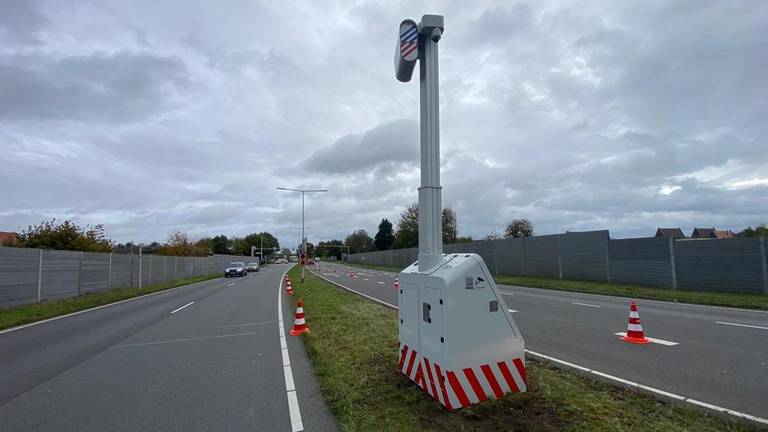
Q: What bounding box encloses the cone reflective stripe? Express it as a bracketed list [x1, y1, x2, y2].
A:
[285, 279, 294, 295]
[621, 302, 650, 344]
[393, 276, 400, 290]
[290, 299, 310, 335]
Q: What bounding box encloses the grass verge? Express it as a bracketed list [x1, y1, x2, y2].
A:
[343, 262, 768, 310]
[288, 267, 763, 431]
[0, 273, 221, 331]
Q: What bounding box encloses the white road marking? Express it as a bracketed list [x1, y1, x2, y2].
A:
[314, 268, 768, 426]
[508, 309, 518, 313]
[715, 321, 768, 330]
[614, 332, 679, 346]
[364, 278, 370, 281]
[278, 268, 304, 432]
[111, 331, 258, 348]
[170, 301, 195, 314]
[0, 276, 226, 335]
[525, 350, 767, 425]
[500, 292, 514, 296]
[377, 281, 385, 285]
[226, 282, 235, 287]
[573, 302, 600, 308]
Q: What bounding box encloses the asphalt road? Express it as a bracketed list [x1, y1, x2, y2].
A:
[312, 261, 768, 420]
[0, 264, 336, 432]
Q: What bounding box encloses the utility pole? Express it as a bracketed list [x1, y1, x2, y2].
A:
[277, 187, 328, 282]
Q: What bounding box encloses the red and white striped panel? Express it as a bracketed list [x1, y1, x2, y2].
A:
[398, 344, 526, 410]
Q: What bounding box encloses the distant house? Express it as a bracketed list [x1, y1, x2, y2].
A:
[0, 231, 19, 245]
[655, 228, 686, 239]
[714, 230, 735, 239]
[691, 228, 716, 239]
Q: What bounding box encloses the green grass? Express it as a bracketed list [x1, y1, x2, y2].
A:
[0, 273, 221, 330]
[344, 262, 768, 310]
[288, 267, 764, 431]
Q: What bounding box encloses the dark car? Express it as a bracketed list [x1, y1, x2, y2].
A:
[224, 262, 247, 277]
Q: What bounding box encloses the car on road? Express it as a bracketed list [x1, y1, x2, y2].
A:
[246, 262, 260, 272]
[224, 262, 247, 277]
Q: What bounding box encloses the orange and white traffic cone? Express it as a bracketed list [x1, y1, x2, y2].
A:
[393, 276, 400, 290]
[285, 280, 294, 296]
[289, 299, 310, 336]
[620, 302, 650, 344]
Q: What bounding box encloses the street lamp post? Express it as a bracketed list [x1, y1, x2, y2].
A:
[277, 187, 328, 282]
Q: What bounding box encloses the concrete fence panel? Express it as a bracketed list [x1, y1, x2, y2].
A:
[81, 251, 110, 294]
[609, 237, 674, 288]
[561, 230, 609, 282]
[675, 238, 765, 294]
[522, 234, 562, 278]
[0, 247, 39, 307]
[40, 250, 80, 300]
[494, 238, 525, 276]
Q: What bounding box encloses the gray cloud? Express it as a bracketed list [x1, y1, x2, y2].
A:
[1, 0, 766, 248]
[302, 119, 418, 174]
[0, 52, 187, 122]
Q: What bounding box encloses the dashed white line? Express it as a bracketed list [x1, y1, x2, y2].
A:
[715, 321, 768, 330]
[278, 268, 304, 432]
[170, 301, 195, 314]
[377, 281, 385, 285]
[573, 302, 600, 308]
[508, 309, 518, 313]
[226, 282, 235, 287]
[613, 332, 679, 346]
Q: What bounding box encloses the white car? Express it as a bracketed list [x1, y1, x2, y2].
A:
[246, 262, 260, 272]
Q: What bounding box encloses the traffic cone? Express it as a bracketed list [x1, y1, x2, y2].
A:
[393, 276, 400, 290]
[289, 299, 310, 336]
[620, 302, 650, 344]
[285, 280, 294, 295]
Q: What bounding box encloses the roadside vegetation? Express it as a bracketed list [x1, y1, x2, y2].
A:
[0, 273, 220, 331]
[288, 267, 762, 431]
[344, 262, 768, 310]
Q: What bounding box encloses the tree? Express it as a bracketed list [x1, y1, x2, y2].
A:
[374, 218, 395, 251]
[15, 219, 113, 252]
[737, 224, 767, 238]
[393, 204, 420, 249]
[211, 235, 230, 254]
[318, 239, 344, 259]
[455, 236, 473, 243]
[393, 203, 462, 249]
[280, 247, 292, 256]
[296, 242, 315, 257]
[504, 219, 534, 238]
[158, 231, 208, 256]
[346, 230, 374, 254]
[484, 231, 502, 241]
[442, 207, 458, 244]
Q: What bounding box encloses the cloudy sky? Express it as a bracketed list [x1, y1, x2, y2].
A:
[1, 0, 766, 248]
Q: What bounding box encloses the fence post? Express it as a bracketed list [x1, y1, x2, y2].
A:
[760, 236, 768, 295]
[163, 256, 166, 282]
[605, 241, 611, 283]
[192, 257, 195, 277]
[78, 251, 83, 296]
[37, 249, 43, 303]
[175, 256, 178, 280]
[131, 252, 134, 289]
[557, 237, 563, 280]
[148, 255, 152, 286]
[668, 237, 678, 291]
[138, 248, 142, 291]
[108, 252, 113, 290]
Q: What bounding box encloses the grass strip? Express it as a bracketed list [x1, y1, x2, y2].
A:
[343, 262, 768, 310]
[0, 273, 221, 330]
[288, 267, 762, 431]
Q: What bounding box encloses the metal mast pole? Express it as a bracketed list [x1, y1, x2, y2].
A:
[418, 22, 444, 272]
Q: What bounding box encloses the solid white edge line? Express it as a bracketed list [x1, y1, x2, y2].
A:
[0, 276, 225, 335]
[715, 321, 768, 330]
[613, 332, 679, 346]
[170, 301, 195, 314]
[320, 264, 768, 427]
[573, 302, 600, 308]
[278, 266, 304, 432]
[287, 390, 304, 432]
